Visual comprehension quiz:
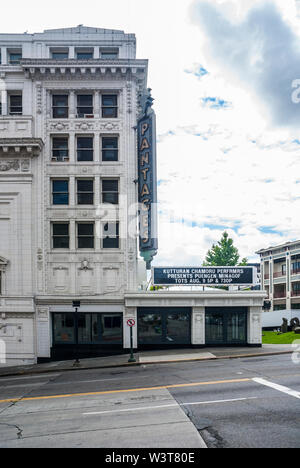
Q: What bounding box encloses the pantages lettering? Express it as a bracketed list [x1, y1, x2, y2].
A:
[138, 113, 156, 250]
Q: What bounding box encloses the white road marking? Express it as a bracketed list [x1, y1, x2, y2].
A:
[0, 373, 61, 383]
[252, 378, 300, 399]
[83, 397, 258, 416]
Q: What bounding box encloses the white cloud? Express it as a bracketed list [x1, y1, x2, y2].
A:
[1, 0, 299, 266]
[190, 0, 300, 129]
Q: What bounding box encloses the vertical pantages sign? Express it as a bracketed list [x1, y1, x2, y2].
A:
[137, 90, 158, 269]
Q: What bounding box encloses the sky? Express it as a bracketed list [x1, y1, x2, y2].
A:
[2, 0, 300, 266]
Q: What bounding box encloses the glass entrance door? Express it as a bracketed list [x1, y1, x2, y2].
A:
[205, 308, 247, 345]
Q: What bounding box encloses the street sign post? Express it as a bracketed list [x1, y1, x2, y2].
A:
[127, 318, 136, 363]
[72, 300, 81, 366]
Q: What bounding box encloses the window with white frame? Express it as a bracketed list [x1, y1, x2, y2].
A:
[9, 94, 22, 115]
[102, 222, 119, 249]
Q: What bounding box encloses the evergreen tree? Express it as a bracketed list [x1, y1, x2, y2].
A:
[203, 232, 247, 266]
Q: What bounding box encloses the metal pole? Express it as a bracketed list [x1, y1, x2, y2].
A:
[128, 327, 136, 363]
[74, 307, 80, 366]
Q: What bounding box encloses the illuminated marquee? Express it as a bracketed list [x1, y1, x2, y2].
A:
[153, 267, 257, 286]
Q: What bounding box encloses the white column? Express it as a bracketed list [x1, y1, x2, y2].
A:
[1, 89, 8, 115]
[46, 90, 51, 118]
[69, 133, 75, 163]
[1, 47, 7, 65]
[286, 253, 291, 309]
[94, 133, 100, 162]
[70, 219, 76, 251]
[69, 90, 76, 119]
[93, 47, 99, 59]
[191, 307, 205, 344]
[94, 90, 100, 118]
[69, 46, 75, 59]
[247, 307, 262, 345]
[269, 256, 274, 310]
[69, 176, 75, 206]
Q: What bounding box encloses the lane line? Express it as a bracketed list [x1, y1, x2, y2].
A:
[252, 378, 300, 399]
[0, 376, 136, 390]
[0, 377, 251, 404]
[83, 397, 258, 416]
[0, 373, 61, 383]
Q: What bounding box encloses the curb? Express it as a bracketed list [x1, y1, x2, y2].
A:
[0, 350, 293, 379]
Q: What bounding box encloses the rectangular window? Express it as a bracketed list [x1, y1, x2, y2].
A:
[102, 137, 118, 161]
[52, 137, 69, 162]
[103, 222, 119, 249]
[76, 50, 93, 60]
[9, 51, 22, 65]
[100, 49, 119, 59]
[52, 180, 69, 205]
[9, 95, 22, 115]
[77, 179, 94, 205]
[53, 313, 75, 343]
[102, 95, 118, 118]
[0, 271, 2, 295]
[77, 223, 94, 249]
[52, 223, 69, 249]
[51, 49, 69, 59]
[52, 95, 68, 118]
[77, 136, 93, 161]
[53, 312, 122, 345]
[77, 95, 93, 117]
[102, 179, 119, 205]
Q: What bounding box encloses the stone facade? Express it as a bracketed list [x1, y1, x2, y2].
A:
[0, 26, 265, 364]
[0, 26, 147, 364]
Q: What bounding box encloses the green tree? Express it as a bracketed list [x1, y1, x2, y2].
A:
[203, 232, 247, 266]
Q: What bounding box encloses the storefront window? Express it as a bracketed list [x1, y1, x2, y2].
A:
[205, 312, 224, 344]
[101, 314, 122, 343]
[53, 313, 75, 343]
[205, 308, 247, 344]
[166, 313, 190, 343]
[138, 308, 191, 345]
[53, 312, 122, 345]
[139, 313, 162, 344]
[78, 313, 91, 343]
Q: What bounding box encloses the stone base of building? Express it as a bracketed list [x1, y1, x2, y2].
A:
[0, 290, 266, 363]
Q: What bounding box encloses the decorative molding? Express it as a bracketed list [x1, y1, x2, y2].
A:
[0, 160, 20, 172]
[47, 119, 122, 132]
[0, 138, 44, 157]
[0, 256, 8, 272]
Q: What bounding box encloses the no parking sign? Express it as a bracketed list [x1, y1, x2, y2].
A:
[127, 318, 136, 327]
[127, 318, 136, 363]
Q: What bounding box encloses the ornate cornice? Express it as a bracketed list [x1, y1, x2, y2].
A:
[0, 138, 44, 157]
[20, 58, 148, 85]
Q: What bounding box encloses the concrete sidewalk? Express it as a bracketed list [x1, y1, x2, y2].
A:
[0, 344, 294, 378]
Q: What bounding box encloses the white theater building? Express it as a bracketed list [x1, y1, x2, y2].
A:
[0, 26, 265, 365]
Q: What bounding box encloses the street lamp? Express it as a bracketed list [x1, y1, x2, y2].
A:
[72, 300, 81, 366]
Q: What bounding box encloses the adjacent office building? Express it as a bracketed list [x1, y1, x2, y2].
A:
[0, 26, 265, 365]
[257, 240, 300, 311]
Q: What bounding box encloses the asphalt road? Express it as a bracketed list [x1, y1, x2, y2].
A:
[0, 354, 299, 448]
